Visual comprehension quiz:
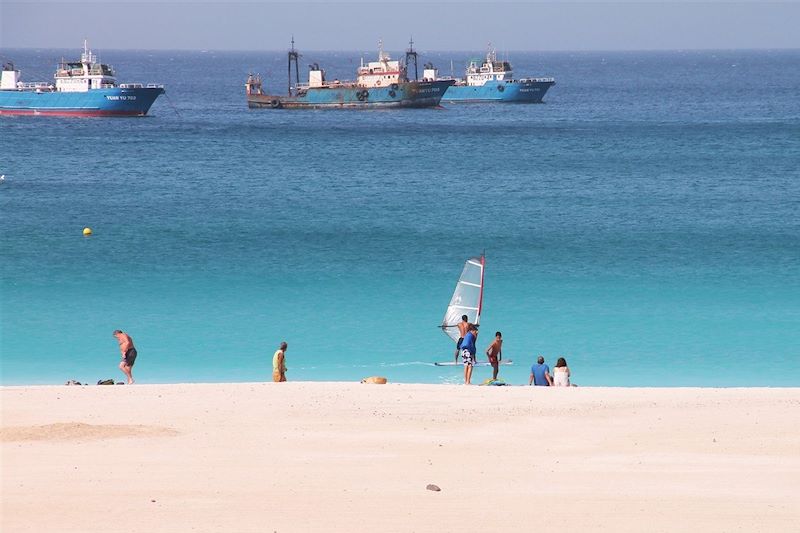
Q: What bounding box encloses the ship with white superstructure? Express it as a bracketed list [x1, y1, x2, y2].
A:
[425, 44, 555, 103]
[0, 41, 164, 117]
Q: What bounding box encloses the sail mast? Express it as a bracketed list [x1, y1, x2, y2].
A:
[476, 253, 485, 325]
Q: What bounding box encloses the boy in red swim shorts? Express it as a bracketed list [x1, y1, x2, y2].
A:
[486, 331, 503, 380]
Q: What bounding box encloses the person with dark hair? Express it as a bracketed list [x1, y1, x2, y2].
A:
[112, 330, 137, 385]
[485, 331, 503, 380]
[529, 355, 552, 386]
[553, 356, 572, 387]
[460, 323, 479, 385]
[272, 342, 288, 382]
[451, 314, 470, 363]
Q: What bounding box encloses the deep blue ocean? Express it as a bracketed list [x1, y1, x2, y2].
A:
[1, 48, 798, 386]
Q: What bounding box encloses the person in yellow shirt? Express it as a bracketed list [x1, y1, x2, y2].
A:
[272, 342, 288, 382]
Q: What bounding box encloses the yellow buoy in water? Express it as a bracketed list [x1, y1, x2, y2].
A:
[83, 227, 93, 236]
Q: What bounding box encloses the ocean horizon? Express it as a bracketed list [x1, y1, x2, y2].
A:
[1, 48, 798, 386]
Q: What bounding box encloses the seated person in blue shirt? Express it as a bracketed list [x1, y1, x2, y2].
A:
[529, 355, 553, 386]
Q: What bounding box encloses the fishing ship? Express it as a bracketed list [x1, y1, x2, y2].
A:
[425, 45, 555, 103]
[0, 41, 164, 117]
[246, 40, 454, 109]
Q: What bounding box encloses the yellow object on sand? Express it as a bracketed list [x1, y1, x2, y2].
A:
[361, 376, 387, 384]
[82, 227, 92, 236]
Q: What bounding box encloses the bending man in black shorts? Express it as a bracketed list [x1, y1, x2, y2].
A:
[113, 329, 138, 384]
[452, 315, 469, 363]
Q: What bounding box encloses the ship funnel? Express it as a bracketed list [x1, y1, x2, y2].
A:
[0, 67, 21, 90]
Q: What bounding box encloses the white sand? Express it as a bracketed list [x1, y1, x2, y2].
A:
[2, 383, 799, 532]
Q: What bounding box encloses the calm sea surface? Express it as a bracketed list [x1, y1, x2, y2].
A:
[1, 48, 798, 386]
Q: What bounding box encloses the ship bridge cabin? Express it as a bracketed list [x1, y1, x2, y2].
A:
[54, 42, 118, 92]
[465, 48, 512, 86]
[356, 42, 407, 88]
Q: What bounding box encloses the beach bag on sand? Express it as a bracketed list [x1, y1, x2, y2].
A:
[97, 379, 115, 385]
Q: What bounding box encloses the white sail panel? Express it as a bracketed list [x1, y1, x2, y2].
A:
[441, 256, 485, 342]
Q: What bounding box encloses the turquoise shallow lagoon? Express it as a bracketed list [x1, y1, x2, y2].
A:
[2, 49, 798, 385]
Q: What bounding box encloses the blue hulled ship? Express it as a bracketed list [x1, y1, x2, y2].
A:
[246, 40, 454, 109]
[0, 42, 164, 117]
[426, 47, 555, 104]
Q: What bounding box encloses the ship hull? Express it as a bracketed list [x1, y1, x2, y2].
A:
[248, 80, 454, 109]
[0, 86, 164, 116]
[443, 79, 554, 103]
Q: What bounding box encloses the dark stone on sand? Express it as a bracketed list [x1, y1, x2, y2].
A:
[426, 484, 441, 492]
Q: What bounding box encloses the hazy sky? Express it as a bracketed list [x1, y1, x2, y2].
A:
[2, 1, 799, 51]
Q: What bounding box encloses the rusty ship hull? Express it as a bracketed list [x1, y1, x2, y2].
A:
[247, 80, 454, 109]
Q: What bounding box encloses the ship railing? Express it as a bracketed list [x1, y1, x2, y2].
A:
[118, 83, 165, 89]
[295, 80, 347, 90]
[295, 82, 327, 90]
[519, 77, 556, 83]
[17, 82, 54, 90]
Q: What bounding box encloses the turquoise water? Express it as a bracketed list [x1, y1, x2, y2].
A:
[1, 49, 799, 386]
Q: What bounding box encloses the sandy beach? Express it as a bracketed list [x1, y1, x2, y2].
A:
[1, 383, 798, 532]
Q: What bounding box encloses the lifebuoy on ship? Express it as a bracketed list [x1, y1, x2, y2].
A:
[376, 80, 382, 86]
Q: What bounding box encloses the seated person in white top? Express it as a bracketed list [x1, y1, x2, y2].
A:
[553, 357, 572, 387]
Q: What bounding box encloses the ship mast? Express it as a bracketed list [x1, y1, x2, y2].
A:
[405, 37, 418, 81]
[287, 36, 300, 96]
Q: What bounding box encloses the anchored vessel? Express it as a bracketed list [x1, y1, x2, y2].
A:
[0, 42, 164, 117]
[246, 40, 454, 109]
[426, 46, 555, 103]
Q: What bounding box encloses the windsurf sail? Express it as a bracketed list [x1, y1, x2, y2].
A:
[440, 255, 485, 342]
